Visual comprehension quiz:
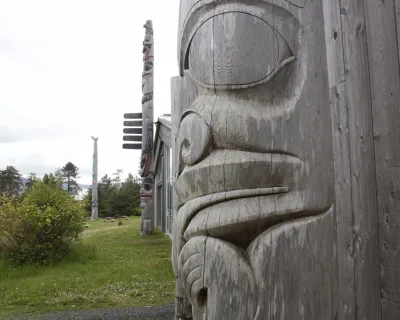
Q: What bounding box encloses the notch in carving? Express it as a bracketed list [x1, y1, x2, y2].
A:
[284, 0, 307, 8]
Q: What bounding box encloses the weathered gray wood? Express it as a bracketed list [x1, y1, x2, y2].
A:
[171, 76, 193, 320]
[123, 135, 141, 142]
[330, 82, 355, 320]
[364, 1, 400, 318]
[396, 0, 400, 72]
[140, 20, 155, 235]
[338, 0, 382, 318]
[376, 167, 400, 319]
[122, 143, 141, 150]
[124, 112, 142, 119]
[159, 124, 172, 149]
[323, 2, 354, 318]
[173, 1, 400, 319]
[364, 0, 400, 170]
[173, 1, 337, 319]
[212, 12, 290, 86]
[323, 0, 345, 88]
[249, 208, 337, 320]
[123, 120, 142, 127]
[123, 128, 142, 134]
[188, 17, 214, 86]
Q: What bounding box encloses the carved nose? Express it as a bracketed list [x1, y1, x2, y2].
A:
[178, 113, 212, 168]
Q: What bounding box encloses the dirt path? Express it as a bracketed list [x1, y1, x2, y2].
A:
[7, 305, 175, 320]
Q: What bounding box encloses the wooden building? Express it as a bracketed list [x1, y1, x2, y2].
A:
[151, 114, 173, 236]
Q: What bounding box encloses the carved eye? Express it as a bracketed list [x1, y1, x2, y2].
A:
[188, 12, 294, 87]
[144, 61, 153, 72]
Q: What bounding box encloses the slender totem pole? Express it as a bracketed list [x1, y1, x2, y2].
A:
[140, 20, 155, 235]
[172, 1, 337, 319]
[91, 136, 98, 221]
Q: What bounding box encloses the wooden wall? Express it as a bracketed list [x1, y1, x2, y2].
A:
[324, 0, 400, 319]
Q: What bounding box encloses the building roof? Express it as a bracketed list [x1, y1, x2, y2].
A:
[158, 114, 171, 129]
[151, 114, 172, 173]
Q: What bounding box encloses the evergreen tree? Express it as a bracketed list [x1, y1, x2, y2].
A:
[82, 172, 141, 218]
[43, 172, 63, 189]
[60, 162, 81, 195]
[0, 166, 22, 196]
[112, 169, 123, 189]
[25, 172, 37, 191]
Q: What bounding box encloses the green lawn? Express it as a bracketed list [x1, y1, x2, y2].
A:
[0, 217, 175, 318]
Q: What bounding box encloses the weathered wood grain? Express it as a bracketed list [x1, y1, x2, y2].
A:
[323, 0, 345, 88]
[338, 0, 382, 318]
[212, 12, 289, 86]
[330, 82, 355, 320]
[248, 209, 337, 320]
[174, 1, 338, 319]
[376, 167, 400, 320]
[364, 1, 400, 318]
[396, 0, 400, 69]
[171, 76, 193, 320]
[188, 17, 214, 87]
[365, 0, 400, 170]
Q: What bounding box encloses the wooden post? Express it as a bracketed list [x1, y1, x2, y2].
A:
[171, 1, 337, 318]
[140, 20, 155, 235]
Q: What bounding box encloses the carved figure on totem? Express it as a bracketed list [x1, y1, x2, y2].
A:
[140, 174, 154, 235]
[141, 20, 154, 178]
[172, 1, 337, 319]
[140, 20, 155, 236]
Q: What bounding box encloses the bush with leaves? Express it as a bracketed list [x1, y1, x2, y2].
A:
[132, 207, 142, 216]
[0, 180, 86, 265]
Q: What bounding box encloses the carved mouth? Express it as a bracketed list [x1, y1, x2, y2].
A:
[175, 149, 307, 206]
[174, 150, 309, 248]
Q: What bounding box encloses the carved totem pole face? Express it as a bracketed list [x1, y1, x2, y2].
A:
[172, 1, 337, 319]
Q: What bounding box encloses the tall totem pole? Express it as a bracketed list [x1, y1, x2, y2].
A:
[172, 1, 337, 319]
[91, 136, 98, 221]
[140, 20, 155, 235]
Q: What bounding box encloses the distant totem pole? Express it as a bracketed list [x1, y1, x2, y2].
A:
[91, 136, 98, 221]
[140, 20, 155, 235]
[172, 1, 337, 319]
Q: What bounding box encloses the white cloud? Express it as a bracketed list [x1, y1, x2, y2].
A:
[0, 0, 180, 184]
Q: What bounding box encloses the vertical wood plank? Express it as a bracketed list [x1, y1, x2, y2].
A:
[324, 2, 353, 319]
[396, 0, 400, 66]
[323, 0, 345, 87]
[364, 0, 400, 318]
[365, 0, 400, 169]
[376, 167, 400, 320]
[330, 82, 355, 320]
[338, 0, 382, 318]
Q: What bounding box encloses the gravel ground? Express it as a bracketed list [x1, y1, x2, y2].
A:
[6, 305, 175, 320]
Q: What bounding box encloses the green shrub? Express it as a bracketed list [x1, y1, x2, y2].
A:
[0, 180, 86, 265]
[132, 207, 142, 216]
[64, 242, 97, 264]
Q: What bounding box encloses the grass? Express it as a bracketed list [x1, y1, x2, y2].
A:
[0, 217, 175, 318]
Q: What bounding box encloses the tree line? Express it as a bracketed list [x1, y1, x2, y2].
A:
[82, 170, 142, 218]
[0, 162, 81, 196]
[0, 163, 142, 218]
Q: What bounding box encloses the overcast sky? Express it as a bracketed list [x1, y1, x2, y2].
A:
[0, 0, 180, 185]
